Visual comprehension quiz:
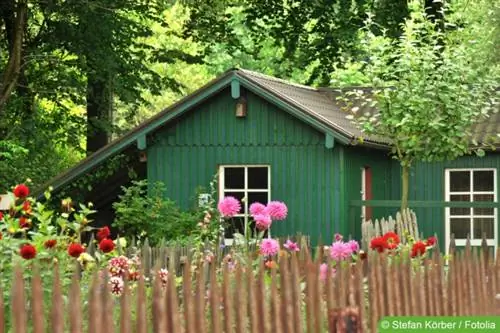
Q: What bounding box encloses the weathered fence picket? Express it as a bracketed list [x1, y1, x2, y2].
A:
[1, 241, 499, 333]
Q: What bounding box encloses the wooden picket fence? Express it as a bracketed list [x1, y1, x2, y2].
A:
[115, 235, 311, 277]
[361, 209, 420, 250]
[2, 242, 500, 333]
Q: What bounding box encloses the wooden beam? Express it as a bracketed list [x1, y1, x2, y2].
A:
[137, 134, 147, 150]
[231, 79, 240, 99]
[325, 133, 335, 149]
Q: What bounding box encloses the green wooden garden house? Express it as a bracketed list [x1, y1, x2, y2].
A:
[42, 69, 500, 253]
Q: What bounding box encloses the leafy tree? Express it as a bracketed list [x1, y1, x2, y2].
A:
[184, 0, 410, 85]
[339, 0, 500, 211]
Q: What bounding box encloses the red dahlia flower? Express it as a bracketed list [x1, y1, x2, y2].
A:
[44, 239, 57, 249]
[382, 232, 400, 250]
[370, 236, 387, 253]
[13, 184, 29, 198]
[22, 201, 32, 215]
[20, 244, 37, 260]
[425, 236, 437, 247]
[68, 243, 85, 258]
[411, 241, 427, 258]
[19, 216, 31, 229]
[99, 238, 115, 253]
[96, 226, 111, 241]
[0, 211, 3, 221]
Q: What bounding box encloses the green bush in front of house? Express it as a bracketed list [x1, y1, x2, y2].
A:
[112, 180, 200, 246]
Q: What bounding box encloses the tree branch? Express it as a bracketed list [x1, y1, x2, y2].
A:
[0, 0, 27, 114]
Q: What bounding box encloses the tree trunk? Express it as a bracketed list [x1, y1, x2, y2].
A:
[0, 0, 27, 116]
[86, 73, 112, 155]
[401, 165, 410, 212]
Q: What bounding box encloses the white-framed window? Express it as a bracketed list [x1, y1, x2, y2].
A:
[219, 165, 271, 243]
[445, 168, 497, 253]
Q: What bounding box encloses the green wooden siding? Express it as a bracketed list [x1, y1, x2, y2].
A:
[147, 88, 340, 245]
[389, 153, 500, 250]
[343, 147, 396, 240]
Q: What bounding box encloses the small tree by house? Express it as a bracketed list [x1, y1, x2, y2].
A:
[336, 0, 500, 211]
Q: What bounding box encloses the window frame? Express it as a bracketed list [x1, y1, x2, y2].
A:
[444, 168, 497, 254]
[218, 165, 271, 245]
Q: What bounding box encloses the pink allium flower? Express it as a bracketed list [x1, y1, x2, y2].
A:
[254, 214, 272, 230]
[109, 276, 124, 296]
[260, 238, 280, 256]
[218, 196, 241, 217]
[266, 201, 288, 220]
[283, 239, 300, 252]
[346, 240, 360, 253]
[249, 202, 267, 216]
[329, 241, 353, 261]
[319, 263, 336, 281]
[334, 233, 343, 241]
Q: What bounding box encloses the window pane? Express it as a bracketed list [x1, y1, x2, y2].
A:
[473, 171, 494, 192]
[449, 171, 470, 192]
[223, 191, 245, 214]
[473, 218, 494, 239]
[248, 167, 268, 189]
[473, 194, 495, 215]
[224, 167, 244, 189]
[224, 216, 245, 238]
[450, 218, 471, 239]
[248, 192, 269, 206]
[450, 194, 470, 215]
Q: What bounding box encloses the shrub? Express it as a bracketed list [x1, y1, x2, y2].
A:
[112, 180, 199, 245]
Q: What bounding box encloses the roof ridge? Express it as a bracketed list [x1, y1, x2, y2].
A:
[236, 68, 319, 92]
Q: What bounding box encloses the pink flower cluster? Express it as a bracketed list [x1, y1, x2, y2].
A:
[283, 239, 299, 252]
[108, 256, 130, 277]
[260, 238, 280, 256]
[217, 197, 288, 231]
[107, 255, 142, 296]
[217, 197, 241, 217]
[249, 201, 288, 231]
[329, 237, 360, 261]
[109, 276, 124, 296]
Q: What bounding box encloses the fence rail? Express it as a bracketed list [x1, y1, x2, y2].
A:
[3, 242, 500, 333]
[350, 200, 500, 208]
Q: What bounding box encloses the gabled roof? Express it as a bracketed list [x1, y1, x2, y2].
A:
[39, 68, 500, 195]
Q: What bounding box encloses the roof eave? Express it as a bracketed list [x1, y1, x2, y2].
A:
[235, 73, 353, 145]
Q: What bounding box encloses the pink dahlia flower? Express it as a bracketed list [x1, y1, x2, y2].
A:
[329, 241, 353, 261]
[254, 214, 272, 231]
[249, 202, 267, 216]
[346, 240, 360, 253]
[319, 263, 336, 281]
[266, 201, 288, 220]
[217, 196, 241, 217]
[260, 238, 280, 256]
[109, 276, 124, 296]
[334, 233, 343, 241]
[108, 256, 129, 277]
[283, 239, 300, 252]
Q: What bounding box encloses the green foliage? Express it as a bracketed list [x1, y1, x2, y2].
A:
[342, 0, 499, 166]
[184, 0, 410, 85]
[338, 0, 499, 209]
[0, 185, 95, 320]
[112, 180, 199, 246]
[0, 100, 85, 192]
